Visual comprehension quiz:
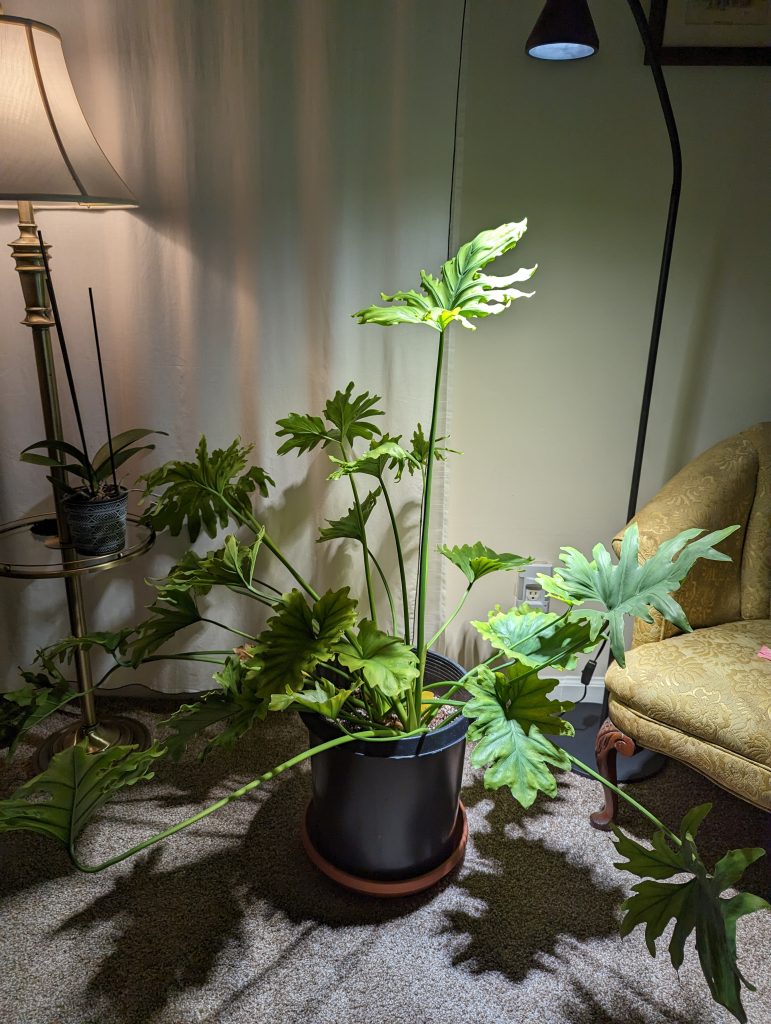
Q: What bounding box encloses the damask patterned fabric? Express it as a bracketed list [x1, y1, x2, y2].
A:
[606, 426, 771, 811]
[607, 620, 771, 762]
[608, 694, 771, 812]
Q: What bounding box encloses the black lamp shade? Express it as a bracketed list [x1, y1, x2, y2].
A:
[526, 0, 599, 61]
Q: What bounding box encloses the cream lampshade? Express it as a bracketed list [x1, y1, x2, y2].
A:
[0, 13, 137, 205]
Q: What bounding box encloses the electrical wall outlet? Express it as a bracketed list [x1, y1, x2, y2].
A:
[516, 562, 552, 613]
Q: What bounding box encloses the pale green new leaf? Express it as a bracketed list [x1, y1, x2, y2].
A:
[612, 805, 769, 1023]
[472, 605, 597, 670]
[333, 619, 419, 697]
[464, 664, 572, 807]
[247, 589, 358, 695]
[327, 438, 419, 480]
[318, 488, 380, 543]
[269, 678, 354, 719]
[140, 436, 274, 541]
[354, 222, 536, 333]
[439, 542, 532, 584]
[0, 741, 165, 849]
[539, 524, 740, 666]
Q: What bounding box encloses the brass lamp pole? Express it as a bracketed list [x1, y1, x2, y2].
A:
[0, 8, 149, 766]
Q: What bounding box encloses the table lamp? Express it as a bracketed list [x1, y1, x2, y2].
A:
[0, 6, 149, 766]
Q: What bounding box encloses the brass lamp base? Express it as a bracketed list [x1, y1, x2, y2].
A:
[32, 715, 151, 773]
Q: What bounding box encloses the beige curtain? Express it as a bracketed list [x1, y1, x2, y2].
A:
[0, 0, 465, 692]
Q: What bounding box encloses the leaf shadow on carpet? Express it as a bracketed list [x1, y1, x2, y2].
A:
[443, 778, 628, 986]
[53, 763, 449, 1023]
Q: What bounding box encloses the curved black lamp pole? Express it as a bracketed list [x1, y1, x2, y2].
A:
[622, 0, 682, 522]
[527, 0, 682, 779]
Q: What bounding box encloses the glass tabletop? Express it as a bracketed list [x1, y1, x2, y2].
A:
[0, 513, 155, 579]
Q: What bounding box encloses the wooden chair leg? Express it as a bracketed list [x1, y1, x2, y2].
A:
[589, 717, 637, 831]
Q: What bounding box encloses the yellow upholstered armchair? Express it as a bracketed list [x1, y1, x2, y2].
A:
[591, 422, 771, 828]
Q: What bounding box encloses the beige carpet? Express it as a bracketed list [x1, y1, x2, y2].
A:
[0, 700, 769, 1024]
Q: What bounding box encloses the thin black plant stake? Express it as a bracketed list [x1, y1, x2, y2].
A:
[88, 288, 119, 493]
[36, 229, 94, 492]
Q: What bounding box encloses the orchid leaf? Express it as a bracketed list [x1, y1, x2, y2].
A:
[463, 664, 572, 807]
[612, 805, 769, 1023]
[140, 437, 274, 541]
[0, 741, 165, 850]
[247, 589, 358, 695]
[539, 524, 740, 666]
[318, 488, 380, 543]
[334, 619, 419, 697]
[91, 428, 167, 471]
[472, 605, 597, 670]
[439, 542, 532, 585]
[354, 222, 536, 333]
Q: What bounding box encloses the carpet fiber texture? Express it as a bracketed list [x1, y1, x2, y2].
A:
[1, 700, 769, 1024]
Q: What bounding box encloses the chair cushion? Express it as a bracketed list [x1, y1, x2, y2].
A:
[605, 619, 771, 768]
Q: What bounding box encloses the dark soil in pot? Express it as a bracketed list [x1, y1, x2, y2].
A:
[300, 650, 468, 883]
[62, 485, 129, 556]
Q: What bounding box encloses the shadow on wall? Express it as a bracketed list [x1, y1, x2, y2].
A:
[662, 234, 724, 484]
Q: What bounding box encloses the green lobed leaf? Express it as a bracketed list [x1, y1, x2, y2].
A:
[472, 605, 597, 670]
[318, 488, 381, 543]
[0, 675, 78, 756]
[140, 436, 274, 541]
[539, 524, 740, 666]
[406, 423, 460, 476]
[327, 437, 419, 480]
[463, 664, 572, 807]
[612, 807, 769, 1023]
[333, 619, 419, 697]
[0, 741, 166, 849]
[323, 382, 384, 448]
[245, 589, 358, 695]
[151, 532, 271, 603]
[125, 591, 202, 668]
[160, 656, 268, 761]
[276, 383, 384, 457]
[354, 222, 536, 333]
[439, 542, 532, 585]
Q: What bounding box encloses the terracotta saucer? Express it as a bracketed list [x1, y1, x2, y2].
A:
[300, 801, 468, 898]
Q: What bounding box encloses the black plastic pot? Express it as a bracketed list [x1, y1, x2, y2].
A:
[62, 486, 129, 556]
[301, 650, 468, 882]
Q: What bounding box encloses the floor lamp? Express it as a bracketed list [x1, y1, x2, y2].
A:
[0, 8, 149, 765]
[525, 0, 682, 781]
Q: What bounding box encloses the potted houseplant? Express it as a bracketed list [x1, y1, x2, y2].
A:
[20, 428, 164, 555]
[0, 223, 767, 1023]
